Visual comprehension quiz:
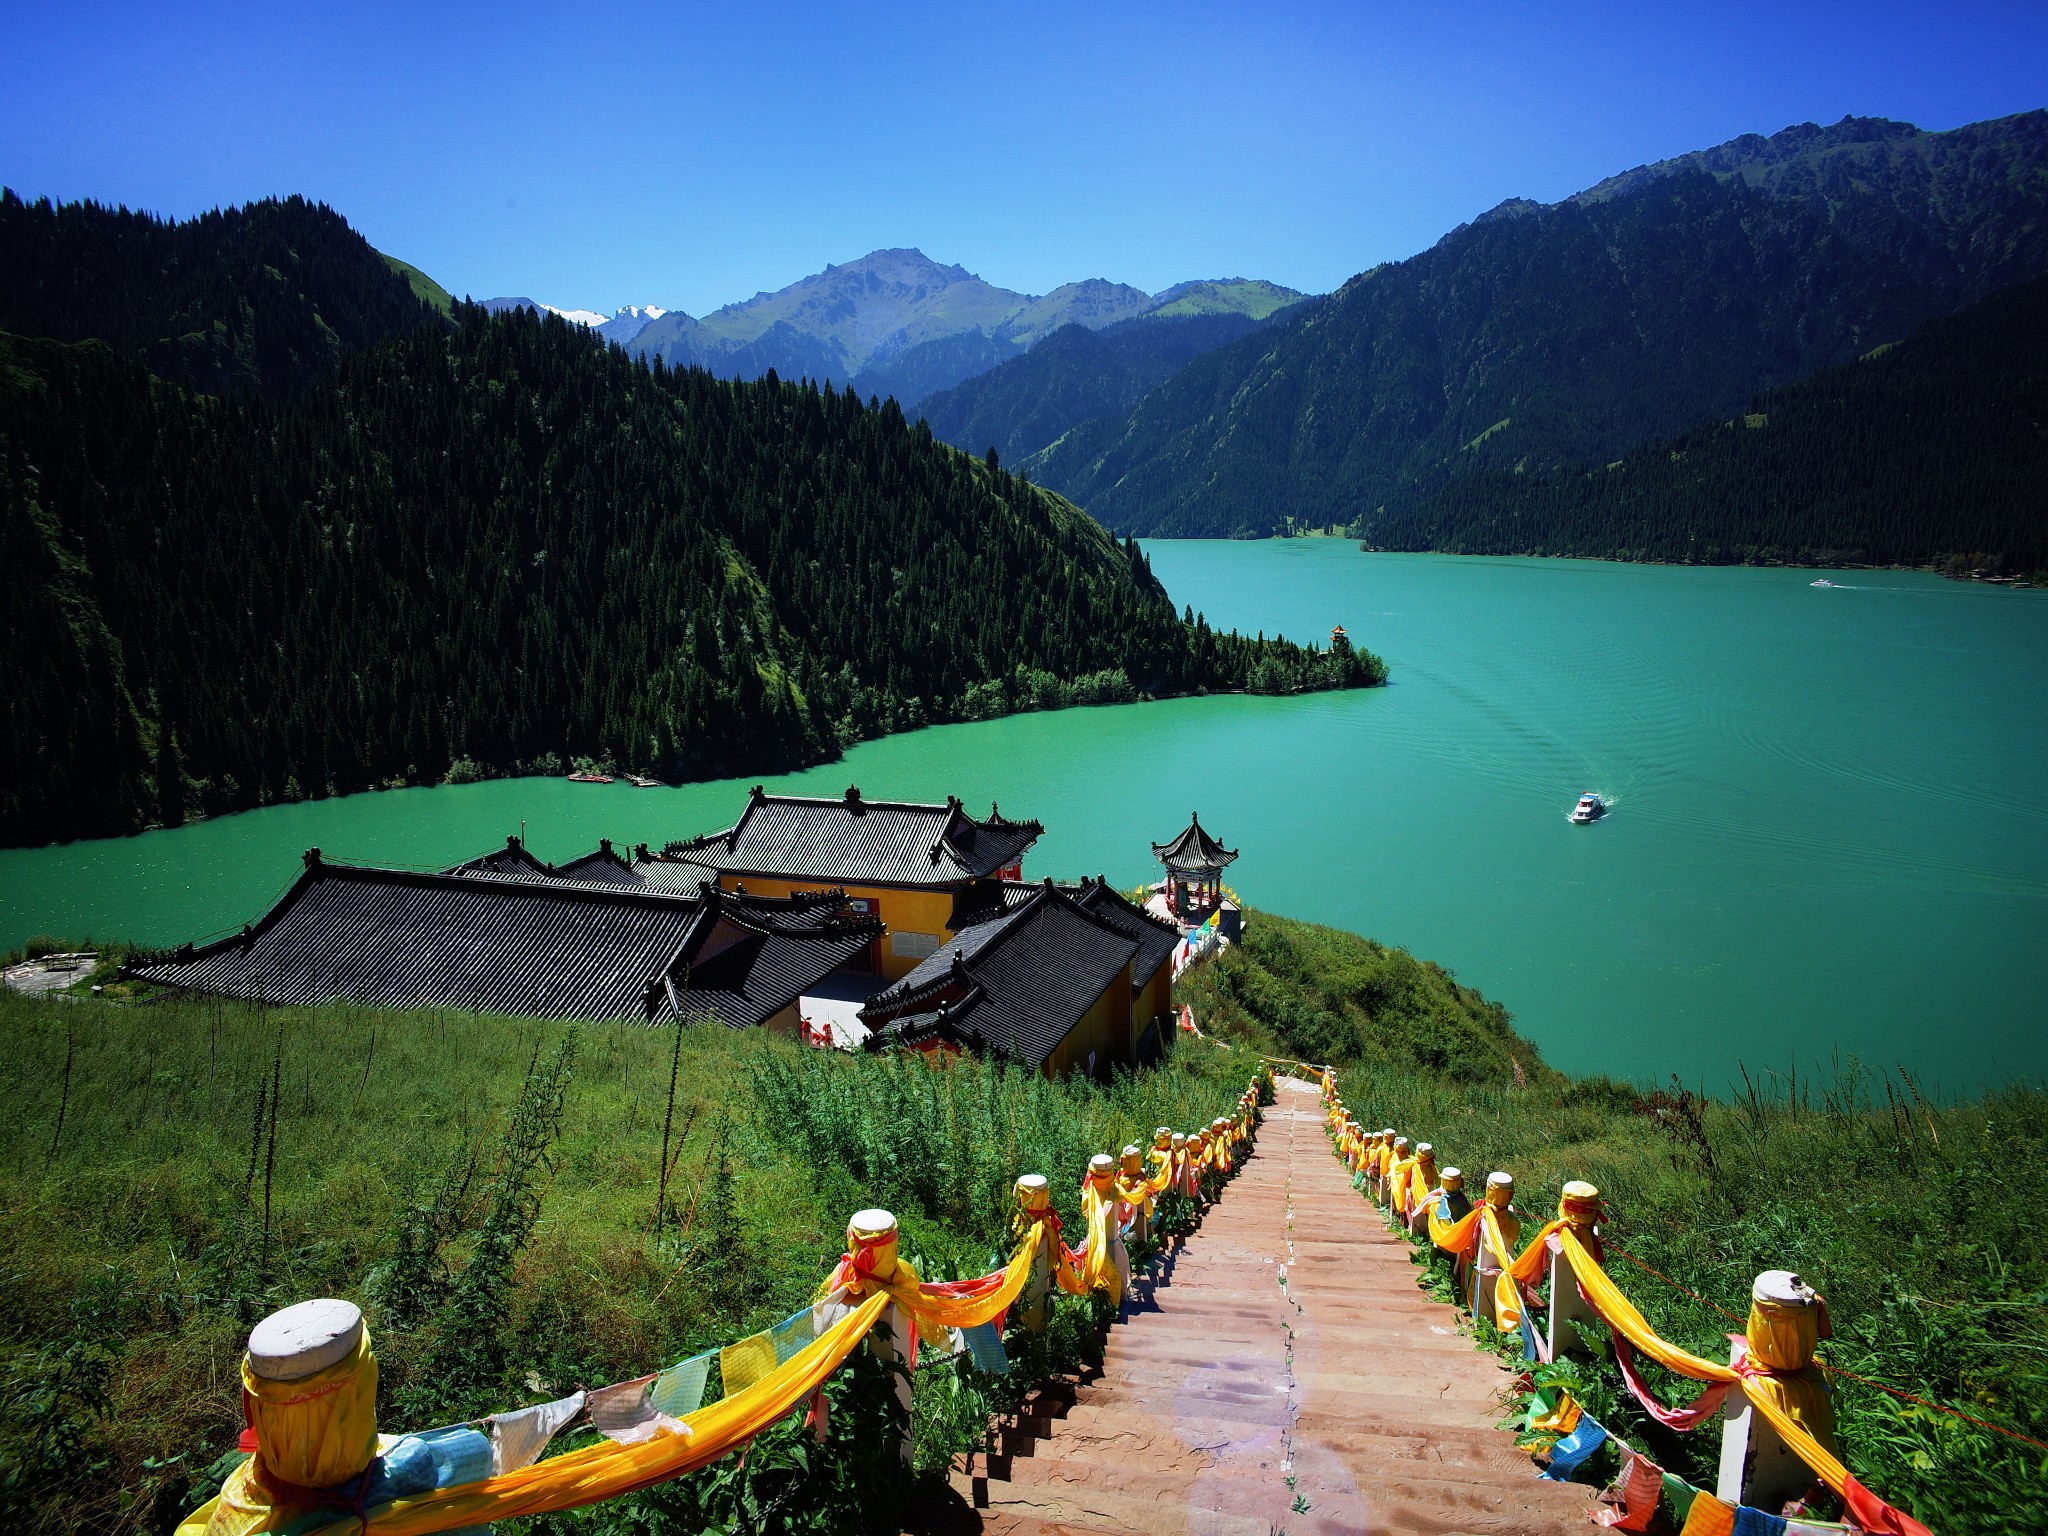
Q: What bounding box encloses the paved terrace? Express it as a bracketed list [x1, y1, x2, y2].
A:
[914, 1075, 1592, 1536]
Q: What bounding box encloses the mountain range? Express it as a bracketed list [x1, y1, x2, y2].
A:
[486, 254, 1306, 405]
[1020, 111, 2048, 549]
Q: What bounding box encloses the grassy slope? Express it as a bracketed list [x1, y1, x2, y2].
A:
[1185, 909, 2048, 1536]
[0, 987, 1254, 1532]
[7, 908, 2038, 1533]
[380, 252, 454, 316]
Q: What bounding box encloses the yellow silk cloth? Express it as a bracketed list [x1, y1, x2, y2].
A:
[1403, 1158, 1437, 1214]
[247, 1328, 379, 1488]
[1387, 1155, 1419, 1217]
[181, 1294, 893, 1536]
[1428, 1197, 1482, 1255]
[190, 1331, 382, 1535]
[1508, 1219, 1570, 1286]
[1556, 1230, 1845, 1494]
[1748, 1293, 1825, 1371]
[1077, 1175, 1125, 1296]
[1476, 1206, 1525, 1331]
[862, 1222, 1046, 1333]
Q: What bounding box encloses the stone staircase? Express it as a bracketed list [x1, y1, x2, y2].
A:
[911, 1078, 1593, 1536]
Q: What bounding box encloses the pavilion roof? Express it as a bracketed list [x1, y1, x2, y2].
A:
[1151, 813, 1239, 874]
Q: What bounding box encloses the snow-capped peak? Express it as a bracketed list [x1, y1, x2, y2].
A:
[543, 305, 609, 327]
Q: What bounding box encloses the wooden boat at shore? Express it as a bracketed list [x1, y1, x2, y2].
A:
[566, 771, 613, 784]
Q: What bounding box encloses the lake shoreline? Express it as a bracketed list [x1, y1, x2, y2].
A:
[3, 548, 2039, 1093]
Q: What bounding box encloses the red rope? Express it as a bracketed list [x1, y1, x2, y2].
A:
[1609, 1245, 2048, 1455]
[1813, 1363, 2048, 1455]
[1609, 1243, 1746, 1324]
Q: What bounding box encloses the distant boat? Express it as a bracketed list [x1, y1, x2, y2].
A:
[1811, 578, 1840, 588]
[566, 771, 614, 784]
[627, 774, 661, 788]
[1569, 792, 1606, 824]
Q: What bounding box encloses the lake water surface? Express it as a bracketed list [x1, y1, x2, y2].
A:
[3, 544, 2042, 1092]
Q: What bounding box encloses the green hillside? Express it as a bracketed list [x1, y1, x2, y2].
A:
[381, 250, 454, 315]
[0, 306, 1380, 847]
[1367, 274, 2048, 570]
[916, 310, 1272, 463]
[1026, 112, 2048, 541]
[0, 983, 1260, 1533]
[1144, 278, 1305, 320]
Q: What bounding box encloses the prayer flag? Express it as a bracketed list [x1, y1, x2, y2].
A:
[1662, 1473, 1699, 1524]
[769, 1308, 813, 1365]
[488, 1390, 586, 1474]
[719, 1330, 777, 1397]
[647, 1354, 711, 1419]
[1729, 1506, 1787, 1536]
[1842, 1475, 1936, 1536]
[959, 1320, 1010, 1375]
[1594, 1446, 1664, 1531]
[1680, 1491, 1736, 1536]
[586, 1375, 690, 1447]
[1540, 1411, 1607, 1480]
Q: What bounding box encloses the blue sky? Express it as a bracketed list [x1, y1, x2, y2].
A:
[4, 1, 2045, 315]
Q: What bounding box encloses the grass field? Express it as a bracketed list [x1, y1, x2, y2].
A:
[0, 987, 1255, 1533]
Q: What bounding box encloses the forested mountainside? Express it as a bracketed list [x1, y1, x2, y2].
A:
[1367, 275, 2048, 570]
[1027, 112, 2048, 539]
[0, 190, 435, 399]
[0, 306, 1378, 847]
[915, 310, 1277, 465]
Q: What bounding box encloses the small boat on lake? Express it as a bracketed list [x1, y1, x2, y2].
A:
[627, 774, 661, 788]
[1568, 792, 1606, 824]
[1811, 578, 1840, 588]
[566, 771, 614, 784]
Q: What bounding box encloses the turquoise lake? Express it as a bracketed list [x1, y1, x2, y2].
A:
[2, 543, 2042, 1092]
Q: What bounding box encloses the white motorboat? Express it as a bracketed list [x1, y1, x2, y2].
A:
[1569, 792, 1606, 824]
[1811, 578, 1839, 588]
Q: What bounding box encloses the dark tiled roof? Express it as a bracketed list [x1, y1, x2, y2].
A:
[451, 837, 555, 880]
[632, 855, 731, 892]
[665, 787, 1041, 887]
[1070, 881, 1181, 989]
[450, 837, 646, 887]
[1152, 813, 1238, 873]
[953, 877, 1180, 992]
[555, 844, 644, 886]
[128, 855, 876, 1028]
[860, 884, 1136, 1069]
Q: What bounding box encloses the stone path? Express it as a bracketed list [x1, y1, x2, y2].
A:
[913, 1076, 1592, 1536]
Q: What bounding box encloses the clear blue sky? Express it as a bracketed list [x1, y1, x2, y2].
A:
[4, 1, 2045, 315]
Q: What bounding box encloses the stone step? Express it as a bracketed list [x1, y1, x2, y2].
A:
[946, 1469, 1273, 1536]
[905, 1083, 1594, 1536]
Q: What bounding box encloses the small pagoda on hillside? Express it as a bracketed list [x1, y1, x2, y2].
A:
[1149, 813, 1241, 938]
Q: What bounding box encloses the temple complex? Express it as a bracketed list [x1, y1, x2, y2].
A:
[122, 792, 1230, 1077]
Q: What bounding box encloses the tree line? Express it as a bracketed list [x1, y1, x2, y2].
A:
[1, 305, 1382, 846]
[1362, 274, 2048, 572]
